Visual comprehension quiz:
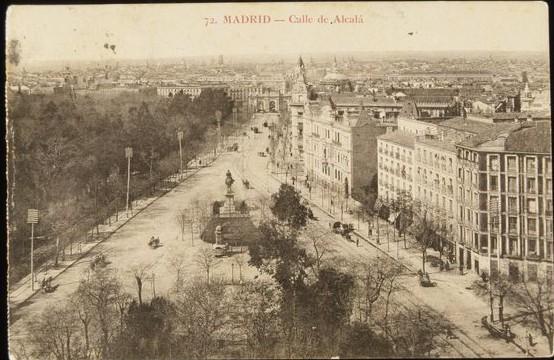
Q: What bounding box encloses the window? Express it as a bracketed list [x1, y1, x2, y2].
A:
[527, 157, 536, 172]
[527, 178, 536, 193]
[527, 198, 537, 214]
[507, 156, 517, 171]
[545, 199, 552, 215]
[508, 177, 517, 192]
[508, 197, 517, 212]
[528, 218, 537, 234]
[489, 156, 499, 171]
[490, 175, 498, 191]
[546, 158, 552, 174]
[509, 217, 518, 233]
[547, 179, 552, 194]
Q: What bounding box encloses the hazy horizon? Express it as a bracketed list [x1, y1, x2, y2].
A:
[7, 2, 549, 69]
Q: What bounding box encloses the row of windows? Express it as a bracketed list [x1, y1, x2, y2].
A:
[416, 148, 454, 172]
[488, 154, 551, 174]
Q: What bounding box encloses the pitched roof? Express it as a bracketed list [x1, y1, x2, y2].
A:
[332, 94, 399, 107]
[457, 123, 522, 148]
[505, 122, 552, 153]
[377, 131, 416, 149]
[438, 117, 496, 134]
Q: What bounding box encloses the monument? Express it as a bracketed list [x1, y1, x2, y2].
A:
[220, 169, 237, 217]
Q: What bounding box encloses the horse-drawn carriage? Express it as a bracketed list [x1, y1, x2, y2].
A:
[90, 254, 108, 270]
[331, 222, 355, 240]
[41, 276, 58, 293]
[417, 270, 437, 287]
[148, 236, 162, 249]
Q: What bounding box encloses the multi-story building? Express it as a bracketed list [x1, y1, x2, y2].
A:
[377, 132, 415, 202]
[456, 121, 552, 281]
[414, 136, 458, 253]
[304, 103, 388, 208]
[377, 116, 552, 279]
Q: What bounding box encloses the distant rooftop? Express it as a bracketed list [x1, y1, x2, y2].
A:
[505, 122, 552, 154]
[458, 123, 522, 148]
[438, 117, 496, 134]
[377, 131, 416, 149]
[417, 136, 457, 153]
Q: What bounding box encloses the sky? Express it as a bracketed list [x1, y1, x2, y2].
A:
[6, 2, 550, 65]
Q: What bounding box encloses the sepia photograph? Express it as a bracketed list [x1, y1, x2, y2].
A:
[5, 2, 552, 359]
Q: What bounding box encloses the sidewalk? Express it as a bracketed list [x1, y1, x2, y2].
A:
[9, 154, 218, 311]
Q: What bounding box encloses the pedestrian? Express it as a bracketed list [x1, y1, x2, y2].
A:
[356, 238, 359, 247]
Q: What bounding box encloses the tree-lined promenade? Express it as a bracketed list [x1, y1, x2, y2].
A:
[7, 89, 233, 284]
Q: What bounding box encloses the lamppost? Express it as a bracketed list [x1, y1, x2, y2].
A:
[125, 147, 133, 217]
[27, 209, 39, 290]
[177, 131, 184, 180]
[215, 110, 222, 153]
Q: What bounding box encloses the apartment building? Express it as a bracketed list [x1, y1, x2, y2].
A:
[414, 137, 458, 253]
[456, 121, 553, 281]
[304, 103, 387, 207]
[377, 132, 415, 202]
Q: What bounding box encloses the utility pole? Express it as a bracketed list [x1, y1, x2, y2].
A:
[216, 110, 222, 153]
[178, 131, 184, 180]
[125, 147, 133, 217]
[27, 209, 39, 290]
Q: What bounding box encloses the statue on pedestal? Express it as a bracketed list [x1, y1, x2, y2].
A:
[225, 170, 234, 194]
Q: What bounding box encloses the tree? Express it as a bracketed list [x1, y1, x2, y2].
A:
[130, 263, 153, 305]
[231, 281, 282, 358]
[194, 247, 221, 284]
[29, 304, 81, 360]
[174, 277, 230, 359]
[110, 296, 175, 360]
[302, 225, 335, 277]
[338, 321, 393, 358]
[410, 201, 439, 273]
[76, 269, 124, 358]
[511, 276, 554, 353]
[270, 183, 309, 229]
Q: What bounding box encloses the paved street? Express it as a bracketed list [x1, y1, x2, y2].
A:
[9, 118, 549, 358]
[234, 114, 549, 358]
[8, 148, 269, 353]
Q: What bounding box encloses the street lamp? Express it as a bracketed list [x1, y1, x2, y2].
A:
[125, 147, 133, 217]
[177, 131, 184, 179]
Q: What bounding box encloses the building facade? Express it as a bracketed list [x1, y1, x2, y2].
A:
[456, 122, 553, 281]
[304, 104, 387, 209]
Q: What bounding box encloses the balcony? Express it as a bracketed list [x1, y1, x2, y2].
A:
[311, 132, 320, 138]
[332, 140, 342, 147]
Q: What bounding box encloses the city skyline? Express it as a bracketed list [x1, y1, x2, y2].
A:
[7, 2, 549, 66]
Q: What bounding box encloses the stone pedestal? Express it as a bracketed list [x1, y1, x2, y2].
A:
[220, 191, 237, 218]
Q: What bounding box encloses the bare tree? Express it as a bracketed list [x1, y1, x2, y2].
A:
[174, 277, 231, 359]
[234, 253, 247, 283]
[195, 246, 221, 284]
[76, 269, 123, 358]
[352, 257, 396, 323]
[302, 225, 336, 277]
[29, 304, 80, 360]
[175, 208, 189, 242]
[410, 200, 440, 273]
[169, 255, 187, 291]
[231, 280, 282, 358]
[511, 276, 554, 353]
[130, 263, 153, 305]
